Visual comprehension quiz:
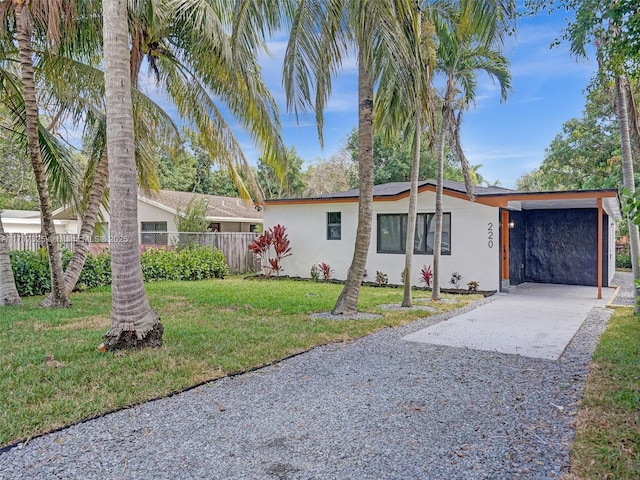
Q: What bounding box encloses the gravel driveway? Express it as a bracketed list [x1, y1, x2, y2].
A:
[1, 279, 626, 480]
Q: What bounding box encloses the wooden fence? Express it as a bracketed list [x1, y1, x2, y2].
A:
[4, 231, 260, 275]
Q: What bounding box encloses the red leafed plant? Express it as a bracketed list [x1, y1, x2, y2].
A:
[420, 265, 433, 288]
[248, 224, 292, 277]
[318, 262, 333, 281]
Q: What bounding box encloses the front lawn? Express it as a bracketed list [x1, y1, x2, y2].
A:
[0, 277, 478, 448]
[567, 307, 640, 479]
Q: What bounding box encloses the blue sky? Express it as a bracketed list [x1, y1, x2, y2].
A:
[230, 7, 597, 190]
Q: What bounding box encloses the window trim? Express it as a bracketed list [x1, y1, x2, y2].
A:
[327, 211, 342, 240]
[376, 212, 451, 255]
[141, 221, 168, 245]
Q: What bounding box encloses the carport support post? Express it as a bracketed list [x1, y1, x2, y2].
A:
[597, 198, 603, 300]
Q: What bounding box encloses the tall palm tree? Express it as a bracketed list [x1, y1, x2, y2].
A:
[40, 0, 286, 304]
[285, 0, 412, 315]
[430, 0, 512, 300]
[102, 0, 163, 349]
[616, 75, 640, 312]
[0, 0, 79, 307]
[375, 2, 436, 307]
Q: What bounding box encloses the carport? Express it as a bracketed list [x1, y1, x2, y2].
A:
[482, 190, 621, 299]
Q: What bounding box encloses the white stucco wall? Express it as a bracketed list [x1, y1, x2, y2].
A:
[137, 201, 178, 232]
[2, 218, 80, 234]
[264, 190, 502, 291]
[608, 213, 616, 286]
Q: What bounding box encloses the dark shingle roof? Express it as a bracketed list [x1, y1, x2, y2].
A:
[316, 180, 516, 200]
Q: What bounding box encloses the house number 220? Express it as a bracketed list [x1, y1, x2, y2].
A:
[487, 222, 494, 248]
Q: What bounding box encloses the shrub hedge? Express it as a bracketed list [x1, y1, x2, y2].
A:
[616, 251, 632, 269]
[9, 245, 229, 298]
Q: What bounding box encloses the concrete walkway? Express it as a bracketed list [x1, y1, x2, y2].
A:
[403, 283, 617, 360]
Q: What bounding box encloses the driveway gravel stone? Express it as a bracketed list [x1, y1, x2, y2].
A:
[0, 294, 614, 480]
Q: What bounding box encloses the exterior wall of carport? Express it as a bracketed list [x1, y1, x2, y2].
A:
[508, 208, 611, 287]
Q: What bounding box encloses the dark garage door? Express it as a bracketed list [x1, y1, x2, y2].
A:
[508, 208, 608, 287]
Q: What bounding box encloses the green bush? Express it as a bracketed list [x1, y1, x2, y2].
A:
[10, 249, 51, 297]
[616, 251, 632, 269]
[141, 247, 180, 282]
[141, 246, 229, 281]
[10, 245, 229, 297]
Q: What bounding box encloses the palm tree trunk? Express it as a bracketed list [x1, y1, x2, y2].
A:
[0, 215, 22, 306]
[616, 76, 640, 314]
[102, 0, 162, 349]
[15, 3, 70, 308]
[432, 104, 449, 301]
[332, 49, 374, 316]
[41, 148, 110, 306]
[402, 112, 421, 307]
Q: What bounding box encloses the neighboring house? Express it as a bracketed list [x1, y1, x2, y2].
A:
[52, 189, 263, 246]
[1, 209, 80, 234]
[263, 180, 621, 295]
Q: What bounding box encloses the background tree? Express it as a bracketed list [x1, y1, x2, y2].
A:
[346, 127, 488, 185]
[0, 104, 38, 210]
[303, 149, 359, 197]
[516, 86, 627, 191]
[257, 146, 306, 199]
[557, 0, 640, 311]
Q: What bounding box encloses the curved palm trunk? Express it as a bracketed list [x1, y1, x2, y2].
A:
[616, 76, 640, 314]
[0, 215, 22, 306]
[41, 148, 109, 306]
[332, 50, 374, 315]
[402, 113, 421, 307]
[15, 4, 69, 308]
[102, 0, 162, 349]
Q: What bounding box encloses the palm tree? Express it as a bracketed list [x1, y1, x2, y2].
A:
[566, 0, 640, 313]
[0, 214, 21, 306]
[616, 75, 640, 312]
[430, 0, 512, 300]
[40, 0, 286, 304]
[375, 2, 436, 307]
[285, 0, 412, 315]
[0, 0, 79, 307]
[102, 0, 163, 349]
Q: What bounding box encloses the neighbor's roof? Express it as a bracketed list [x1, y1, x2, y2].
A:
[139, 189, 263, 222]
[263, 180, 621, 219]
[0, 209, 41, 219]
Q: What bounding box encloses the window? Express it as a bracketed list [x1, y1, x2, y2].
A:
[141, 221, 168, 245]
[327, 212, 341, 240]
[91, 222, 109, 243]
[377, 213, 451, 255]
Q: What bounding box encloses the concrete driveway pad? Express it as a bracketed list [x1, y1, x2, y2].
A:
[403, 283, 615, 360]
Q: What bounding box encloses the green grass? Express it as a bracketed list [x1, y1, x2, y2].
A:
[567, 307, 640, 480]
[0, 277, 478, 447]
